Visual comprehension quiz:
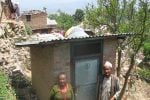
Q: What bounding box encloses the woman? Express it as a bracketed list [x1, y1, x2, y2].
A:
[49, 72, 74, 100]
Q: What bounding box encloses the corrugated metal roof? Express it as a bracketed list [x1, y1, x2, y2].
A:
[15, 33, 133, 47]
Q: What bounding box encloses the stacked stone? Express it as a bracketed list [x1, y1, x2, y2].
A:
[0, 20, 28, 39]
[0, 38, 30, 75]
[0, 20, 30, 75]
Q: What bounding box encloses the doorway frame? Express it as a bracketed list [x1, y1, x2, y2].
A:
[70, 39, 103, 100]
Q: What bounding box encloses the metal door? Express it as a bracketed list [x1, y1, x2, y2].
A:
[75, 58, 99, 100]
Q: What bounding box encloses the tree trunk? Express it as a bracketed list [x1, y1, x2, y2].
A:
[117, 48, 121, 77]
[118, 54, 135, 99]
[0, 3, 4, 23]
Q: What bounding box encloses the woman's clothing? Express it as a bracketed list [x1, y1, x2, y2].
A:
[49, 84, 74, 100]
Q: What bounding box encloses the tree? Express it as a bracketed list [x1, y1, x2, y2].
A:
[48, 14, 58, 20]
[85, 0, 122, 33]
[85, 0, 150, 99]
[85, 3, 101, 28]
[119, 1, 149, 98]
[73, 9, 85, 23]
[143, 37, 150, 61]
[25, 24, 32, 35]
[56, 11, 74, 31]
[49, 10, 75, 31]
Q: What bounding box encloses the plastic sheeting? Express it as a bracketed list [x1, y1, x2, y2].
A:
[65, 26, 89, 38]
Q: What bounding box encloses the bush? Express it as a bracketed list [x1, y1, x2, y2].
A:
[25, 24, 32, 35]
[0, 71, 8, 96]
[0, 71, 16, 99]
[143, 42, 150, 61]
[138, 68, 150, 82]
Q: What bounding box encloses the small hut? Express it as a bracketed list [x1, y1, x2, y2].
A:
[16, 33, 132, 100]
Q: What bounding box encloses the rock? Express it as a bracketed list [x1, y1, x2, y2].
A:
[0, 27, 5, 37]
[0, 58, 5, 66]
[0, 20, 30, 75]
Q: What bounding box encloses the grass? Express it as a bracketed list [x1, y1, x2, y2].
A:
[138, 67, 150, 83]
[0, 70, 16, 100]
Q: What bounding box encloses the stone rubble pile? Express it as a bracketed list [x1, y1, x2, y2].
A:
[117, 44, 149, 100]
[120, 46, 144, 76]
[0, 20, 27, 38]
[0, 20, 38, 99]
[0, 20, 30, 75]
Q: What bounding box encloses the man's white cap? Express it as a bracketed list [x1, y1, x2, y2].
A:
[11, 0, 19, 5]
[104, 61, 112, 68]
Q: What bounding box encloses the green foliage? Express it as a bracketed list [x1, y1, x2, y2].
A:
[73, 9, 85, 23]
[85, 0, 122, 33]
[85, 0, 150, 35]
[138, 68, 150, 82]
[25, 24, 32, 35]
[49, 9, 86, 31]
[49, 14, 58, 20]
[56, 12, 74, 31]
[0, 71, 16, 99]
[49, 11, 75, 31]
[84, 0, 150, 98]
[85, 4, 101, 28]
[143, 38, 150, 61]
[0, 72, 8, 96]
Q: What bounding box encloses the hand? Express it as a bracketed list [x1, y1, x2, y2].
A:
[110, 96, 115, 100]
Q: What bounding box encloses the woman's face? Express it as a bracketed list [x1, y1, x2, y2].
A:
[58, 74, 67, 87]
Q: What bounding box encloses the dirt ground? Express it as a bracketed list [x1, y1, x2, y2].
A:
[127, 79, 150, 100]
[24, 68, 150, 100]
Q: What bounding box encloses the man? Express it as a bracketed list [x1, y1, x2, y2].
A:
[98, 61, 120, 100]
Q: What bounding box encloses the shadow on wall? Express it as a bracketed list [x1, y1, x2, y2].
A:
[9, 70, 38, 100]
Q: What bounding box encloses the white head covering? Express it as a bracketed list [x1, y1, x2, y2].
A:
[11, 0, 19, 5]
[104, 61, 112, 68]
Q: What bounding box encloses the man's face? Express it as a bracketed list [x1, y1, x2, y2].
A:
[103, 65, 112, 78]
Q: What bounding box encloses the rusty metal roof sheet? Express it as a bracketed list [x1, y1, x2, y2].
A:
[15, 33, 133, 47]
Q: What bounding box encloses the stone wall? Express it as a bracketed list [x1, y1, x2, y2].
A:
[53, 43, 71, 81]
[103, 38, 118, 73]
[20, 13, 47, 30]
[0, 39, 30, 74]
[30, 43, 70, 100]
[0, 21, 30, 73]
